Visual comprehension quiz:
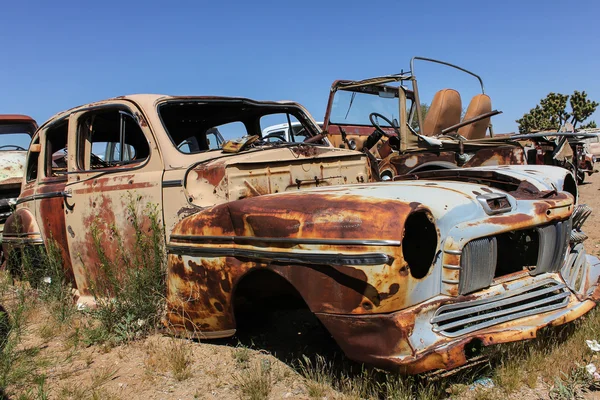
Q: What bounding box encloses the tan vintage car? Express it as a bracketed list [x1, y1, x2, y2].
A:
[3, 94, 600, 374]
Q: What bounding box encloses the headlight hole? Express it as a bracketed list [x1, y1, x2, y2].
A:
[402, 211, 437, 279]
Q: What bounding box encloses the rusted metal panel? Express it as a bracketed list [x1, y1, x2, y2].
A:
[318, 271, 599, 373]
[34, 178, 74, 282]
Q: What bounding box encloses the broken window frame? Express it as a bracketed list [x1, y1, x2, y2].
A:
[75, 106, 151, 173]
[43, 118, 69, 180]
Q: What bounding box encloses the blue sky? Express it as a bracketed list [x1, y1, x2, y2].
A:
[1, 0, 599, 134]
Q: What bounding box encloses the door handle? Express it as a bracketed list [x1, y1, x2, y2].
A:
[62, 189, 75, 210]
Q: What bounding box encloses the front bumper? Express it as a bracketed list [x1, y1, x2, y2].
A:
[317, 255, 600, 374]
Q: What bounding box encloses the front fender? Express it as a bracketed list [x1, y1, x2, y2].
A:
[163, 183, 489, 336]
[2, 208, 43, 252]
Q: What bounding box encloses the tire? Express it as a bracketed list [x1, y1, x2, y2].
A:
[577, 169, 586, 184]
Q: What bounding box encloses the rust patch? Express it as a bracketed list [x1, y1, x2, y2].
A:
[194, 161, 226, 187]
[245, 215, 300, 237]
[290, 145, 319, 157]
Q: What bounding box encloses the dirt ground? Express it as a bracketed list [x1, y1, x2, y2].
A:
[9, 172, 600, 399]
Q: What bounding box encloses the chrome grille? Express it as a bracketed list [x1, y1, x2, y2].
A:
[571, 204, 592, 244]
[572, 204, 592, 231]
[459, 237, 497, 295]
[532, 219, 571, 275]
[561, 243, 588, 295]
[432, 279, 569, 337]
[458, 220, 571, 294]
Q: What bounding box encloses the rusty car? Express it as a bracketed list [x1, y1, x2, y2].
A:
[0, 115, 36, 236]
[2, 94, 600, 374]
[321, 57, 552, 185]
[514, 131, 597, 184]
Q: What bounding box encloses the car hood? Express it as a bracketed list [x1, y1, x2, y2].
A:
[0, 151, 26, 186]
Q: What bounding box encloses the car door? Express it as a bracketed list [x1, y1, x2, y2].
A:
[63, 102, 163, 302]
[33, 118, 75, 282]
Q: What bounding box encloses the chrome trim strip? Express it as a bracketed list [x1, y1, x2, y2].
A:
[169, 235, 401, 247]
[442, 279, 460, 284]
[162, 180, 182, 188]
[442, 264, 461, 270]
[16, 191, 68, 205]
[166, 245, 391, 266]
[2, 238, 44, 244]
[444, 249, 462, 255]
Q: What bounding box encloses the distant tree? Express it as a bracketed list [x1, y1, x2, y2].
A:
[411, 103, 429, 130]
[516, 91, 598, 133]
[580, 121, 597, 129]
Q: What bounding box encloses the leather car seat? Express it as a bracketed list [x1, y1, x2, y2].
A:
[458, 94, 492, 139]
[422, 89, 462, 136]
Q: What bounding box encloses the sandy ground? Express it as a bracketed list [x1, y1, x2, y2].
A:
[9, 172, 600, 399]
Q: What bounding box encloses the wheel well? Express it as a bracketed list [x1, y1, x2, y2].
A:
[562, 172, 578, 202]
[233, 269, 307, 326]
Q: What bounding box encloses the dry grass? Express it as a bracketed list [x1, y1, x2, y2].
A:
[144, 337, 193, 381]
[232, 345, 252, 368]
[484, 307, 600, 394]
[236, 359, 273, 400]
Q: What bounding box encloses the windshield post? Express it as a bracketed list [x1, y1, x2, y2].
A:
[411, 76, 424, 134]
[399, 87, 409, 152]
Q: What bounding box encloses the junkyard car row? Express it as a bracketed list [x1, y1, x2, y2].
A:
[2, 57, 600, 374]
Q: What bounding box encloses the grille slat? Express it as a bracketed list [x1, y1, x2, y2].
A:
[432, 292, 570, 331]
[432, 283, 568, 324]
[459, 237, 497, 295]
[562, 243, 589, 295]
[433, 279, 569, 337]
[533, 220, 571, 275]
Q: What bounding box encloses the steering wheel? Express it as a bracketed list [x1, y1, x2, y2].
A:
[0, 145, 26, 151]
[369, 113, 398, 138]
[90, 153, 110, 168]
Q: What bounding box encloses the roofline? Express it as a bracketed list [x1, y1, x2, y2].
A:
[0, 114, 37, 125]
[37, 94, 307, 132]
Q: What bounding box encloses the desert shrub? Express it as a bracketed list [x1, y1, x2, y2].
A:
[87, 195, 166, 344]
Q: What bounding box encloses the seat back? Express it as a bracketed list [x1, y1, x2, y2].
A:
[422, 89, 462, 136]
[458, 94, 492, 139]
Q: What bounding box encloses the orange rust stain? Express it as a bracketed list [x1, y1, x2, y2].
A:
[194, 162, 226, 187]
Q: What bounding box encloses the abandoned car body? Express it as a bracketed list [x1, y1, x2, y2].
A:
[322, 58, 557, 187]
[515, 132, 597, 184]
[0, 115, 36, 236]
[3, 94, 600, 374]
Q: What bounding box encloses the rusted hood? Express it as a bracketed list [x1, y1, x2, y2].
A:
[175, 178, 572, 243]
[0, 151, 26, 186]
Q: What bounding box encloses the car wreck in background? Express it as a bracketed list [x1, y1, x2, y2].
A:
[321, 57, 530, 180]
[514, 131, 597, 184]
[2, 94, 600, 374]
[0, 115, 36, 236]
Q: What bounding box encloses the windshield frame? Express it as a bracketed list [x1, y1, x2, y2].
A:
[156, 99, 323, 155]
[0, 122, 36, 151]
[325, 82, 415, 129]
